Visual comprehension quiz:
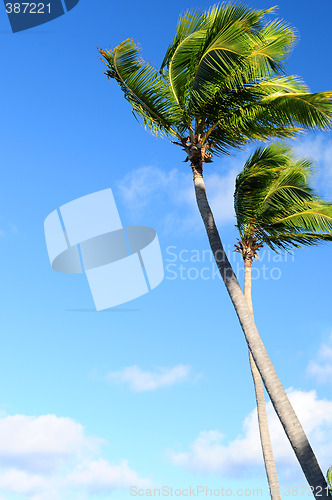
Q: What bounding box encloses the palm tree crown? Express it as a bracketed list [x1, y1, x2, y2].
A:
[99, 3, 332, 163]
[234, 142, 332, 258]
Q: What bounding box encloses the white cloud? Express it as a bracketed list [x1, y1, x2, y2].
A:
[307, 333, 332, 384]
[169, 389, 332, 481]
[0, 469, 50, 496]
[0, 413, 150, 499]
[107, 364, 191, 392]
[0, 414, 99, 473]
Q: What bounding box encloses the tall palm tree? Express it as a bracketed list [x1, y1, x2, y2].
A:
[98, 3, 332, 496]
[234, 143, 332, 499]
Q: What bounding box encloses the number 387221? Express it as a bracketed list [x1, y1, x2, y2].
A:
[5, 3, 51, 14]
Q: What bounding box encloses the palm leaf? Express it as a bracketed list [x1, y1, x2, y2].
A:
[272, 205, 332, 232]
[248, 19, 295, 75]
[263, 231, 332, 251]
[99, 40, 184, 137]
[160, 9, 207, 72]
[168, 29, 208, 107]
[260, 91, 332, 130]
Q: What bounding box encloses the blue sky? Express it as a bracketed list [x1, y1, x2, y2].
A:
[0, 0, 332, 499]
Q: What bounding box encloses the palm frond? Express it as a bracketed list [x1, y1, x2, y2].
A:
[168, 29, 208, 107]
[191, 22, 252, 91]
[261, 162, 315, 209]
[263, 231, 332, 251]
[261, 91, 332, 130]
[242, 142, 292, 169]
[160, 9, 207, 72]
[253, 76, 309, 94]
[99, 40, 184, 138]
[272, 205, 332, 233]
[248, 19, 296, 75]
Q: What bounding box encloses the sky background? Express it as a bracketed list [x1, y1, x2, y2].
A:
[0, 0, 332, 499]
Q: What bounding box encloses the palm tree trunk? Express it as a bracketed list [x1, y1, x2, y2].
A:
[191, 164, 331, 499]
[244, 257, 281, 500]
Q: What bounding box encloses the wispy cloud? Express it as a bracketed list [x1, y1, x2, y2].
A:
[169, 388, 332, 481]
[0, 217, 20, 238]
[117, 136, 332, 235]
[67, 458, 149, 495]
[0, 413, 150, 499]
[293, 134, 332, 168]
[293, 134, 332, 193]
[106, 364, 192, 392]
[117, 166, 186, 211]
[116, 161, 243, 235]
[307, 333, 332, 384]
[204, 169, 238, 225]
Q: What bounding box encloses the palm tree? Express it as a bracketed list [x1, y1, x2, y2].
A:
[98, 3, 332, 496]
[234, 143, 332, 499]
